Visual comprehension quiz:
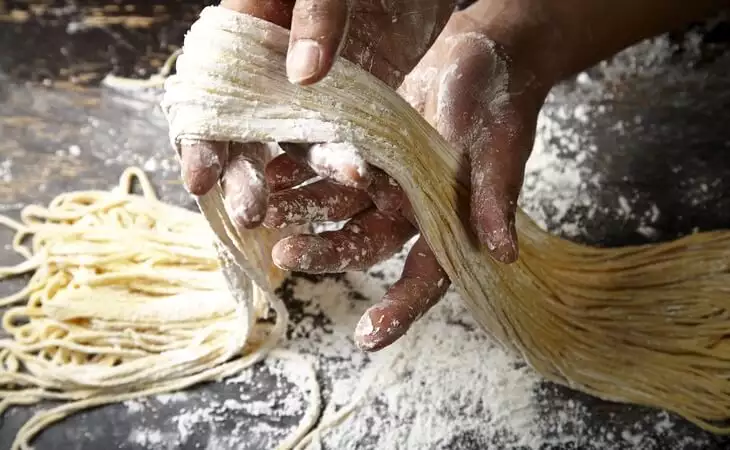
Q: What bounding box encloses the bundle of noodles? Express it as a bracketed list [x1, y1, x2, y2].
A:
[0, 168, 321, 450]
[161, 6, 730, 433]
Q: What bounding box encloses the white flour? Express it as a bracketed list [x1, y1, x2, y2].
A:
[123, 246, 548, 450]
[2, 14, 726, 450]
[311, 282, 543, 449]
[118, 28, 727, 450]
[121, 241, 713, 450]
[0, 158, 13, 183]
[520, 96, 606, 238]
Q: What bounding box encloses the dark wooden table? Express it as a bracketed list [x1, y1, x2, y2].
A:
[1, 2, 730, 449]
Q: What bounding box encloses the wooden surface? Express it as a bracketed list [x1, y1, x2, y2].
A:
[1, 2, 730, 449]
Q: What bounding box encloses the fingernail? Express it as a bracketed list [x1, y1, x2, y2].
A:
[508, 216, 518, 255]
[354, 313, 378, 350]
[307, 143, 371, 189]
[355, 310, 393, 352]
[180, 142, 223, 195]
[481, 218, 518, 264]
[272, 238, 314, 271]
[354, 304, 410, 352]
[271, 236, 338, 273]
[367, 171, 403, 213]
[287, 39, 322, 84]
[226, 192, 266, 229]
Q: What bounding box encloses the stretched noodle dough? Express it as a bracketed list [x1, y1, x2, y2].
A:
[162, 6, 730, 432]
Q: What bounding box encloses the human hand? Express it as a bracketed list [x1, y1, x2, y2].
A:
[202, 0, 717, 350]
[178, 0, 457, 233]
[260, 0, 728, 351]
[264, 7, 551, 351]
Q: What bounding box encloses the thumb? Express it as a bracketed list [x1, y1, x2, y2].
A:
[468, 108, 536, 263]
[434, 35, 541, 263]
[287, 0, 351, 85]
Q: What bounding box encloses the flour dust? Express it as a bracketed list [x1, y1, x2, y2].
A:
[3, 19, 727, 450]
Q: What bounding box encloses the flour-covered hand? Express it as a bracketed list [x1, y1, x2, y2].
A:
[263, 6, 551, 351]
[398, 13, 546, 263]
[263, 153, 449, 352]
[178, 0, 456, 232]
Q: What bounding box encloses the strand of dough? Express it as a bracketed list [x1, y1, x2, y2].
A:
[0, 168, 327, 450]
[101, 49, 182, 90]
[162, 6, 730, 433]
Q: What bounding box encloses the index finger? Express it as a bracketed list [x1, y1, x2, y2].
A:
[355, 236, 450, 351]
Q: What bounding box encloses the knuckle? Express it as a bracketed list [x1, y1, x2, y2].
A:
[292, 0, 346, 37]
[293, 0, 329, 22]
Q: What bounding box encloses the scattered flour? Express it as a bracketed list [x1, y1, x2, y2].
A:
[313, 277, 543, 449]
[520, 100, 604, 237]
[128, 430, 170, 447]
[122, 242, 549, 450]
[121, 238, 715, 449]
[3, 18, 727, 450]
[0, 158, 12, 183]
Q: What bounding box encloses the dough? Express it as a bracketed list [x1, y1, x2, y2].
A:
[162, 6, 730, 433]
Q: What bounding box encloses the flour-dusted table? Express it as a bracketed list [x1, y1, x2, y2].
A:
[1, 2, 730, 449]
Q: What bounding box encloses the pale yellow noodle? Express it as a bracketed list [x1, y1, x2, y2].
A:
[0, 168, 324, 450]
[161, 6, 730, 434]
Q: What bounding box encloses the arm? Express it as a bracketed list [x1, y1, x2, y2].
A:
[466, 0, 728, 84]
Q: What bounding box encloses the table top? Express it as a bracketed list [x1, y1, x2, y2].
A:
[1, 3, 730, 450]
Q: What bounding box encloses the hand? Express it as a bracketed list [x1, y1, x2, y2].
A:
[261, 0, 726, 351]
[264, 7, 550, 351]
[178, 0, 456, 233]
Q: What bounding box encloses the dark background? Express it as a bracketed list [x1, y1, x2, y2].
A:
[1, 1, 730, 449]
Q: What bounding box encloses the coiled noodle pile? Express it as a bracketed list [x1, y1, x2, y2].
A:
[0, 168, 321, 450]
